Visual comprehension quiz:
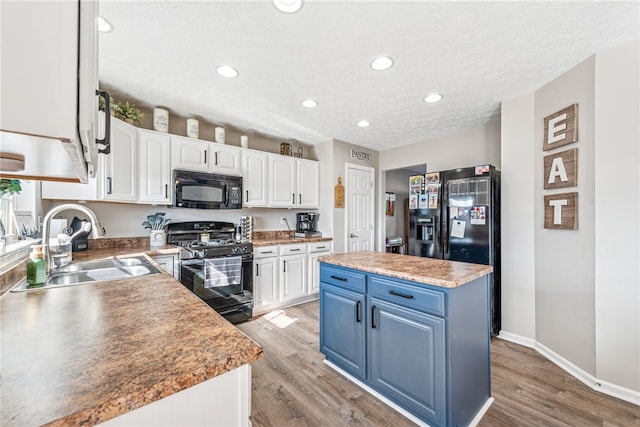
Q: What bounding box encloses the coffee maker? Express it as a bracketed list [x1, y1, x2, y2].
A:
[295, 212, 321, 238]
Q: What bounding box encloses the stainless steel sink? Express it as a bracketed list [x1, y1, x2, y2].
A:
[12, 256, 161, 292]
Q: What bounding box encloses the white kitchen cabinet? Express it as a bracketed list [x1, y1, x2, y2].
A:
[151, 254, 179, 279]
[209, 144, 242, 176]
[171, 136, 209, 172]
[1, 0, 100, 183]
[139, 130, 172, 204]
[266, 154, 319, 208]
[172, 136, 242, 176]
[103, 119, 138, 202]
[242, 149, 269, 207]
[296, 159, 320, 208]
[279, 244, 308, 302]
[307, 241, 333, 295]
[268, 154, 297, 207]
[41, 116, 138, 203]
[253, 246, 279, 314]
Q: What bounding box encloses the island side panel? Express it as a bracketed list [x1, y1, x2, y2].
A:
[447, 275, 492, 426]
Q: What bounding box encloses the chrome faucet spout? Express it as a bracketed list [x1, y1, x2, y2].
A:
[42, 204, 105, 275]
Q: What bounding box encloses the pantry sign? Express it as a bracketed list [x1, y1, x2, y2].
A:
[543, 104, 578, 230]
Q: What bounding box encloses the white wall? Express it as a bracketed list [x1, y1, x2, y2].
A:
[500, 93, 536, 341]
[593, 39, 640, 394]
[500, 39, 640, 401]
[379, 121, 501, 173]
[534, 55, 597, 374]
[46, 201, 311, 238]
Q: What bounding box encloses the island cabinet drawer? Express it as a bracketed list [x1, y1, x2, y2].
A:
[320, 265, 366, 293]
[254, 245, 279, 259]
[370, 276, 445, 317]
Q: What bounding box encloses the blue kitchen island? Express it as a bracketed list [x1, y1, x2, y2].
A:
[319, 251, 494, 427]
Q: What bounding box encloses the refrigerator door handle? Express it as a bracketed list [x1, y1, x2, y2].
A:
[443, 206, 450, 255]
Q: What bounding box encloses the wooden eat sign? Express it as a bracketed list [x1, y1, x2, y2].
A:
[543, 104, 579, 230]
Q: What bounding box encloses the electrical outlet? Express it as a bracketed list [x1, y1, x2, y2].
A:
[280, 217, 286, 225]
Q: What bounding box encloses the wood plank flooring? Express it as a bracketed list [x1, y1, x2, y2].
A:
[238, 301, 640, 426]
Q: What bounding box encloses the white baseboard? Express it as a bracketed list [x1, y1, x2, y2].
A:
[324, 360, 494, 427]
[498, 331, 640, 407]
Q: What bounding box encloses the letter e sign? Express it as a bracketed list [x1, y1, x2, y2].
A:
[544, 192, 578, 229]
[543, 104, 578, 151]
[544, 148, 578, 189]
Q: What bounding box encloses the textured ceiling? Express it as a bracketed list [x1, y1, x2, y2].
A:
[99, 0, 639, 152]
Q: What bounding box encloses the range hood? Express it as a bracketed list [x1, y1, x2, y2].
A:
[0, 0, 107, 184]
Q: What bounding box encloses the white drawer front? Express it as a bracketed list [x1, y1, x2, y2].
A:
[280, 243, 307, 255]
[308, 241, 332, 253]
[253, 245, 279, 259]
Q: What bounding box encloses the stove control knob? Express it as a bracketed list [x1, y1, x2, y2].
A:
[232, 247, 239, 254]
[198, 249, 206, 258]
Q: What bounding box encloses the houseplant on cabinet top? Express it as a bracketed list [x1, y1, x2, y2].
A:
[111, 100, 144, 126]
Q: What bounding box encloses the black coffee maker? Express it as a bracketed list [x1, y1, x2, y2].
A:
[295, 212, 321, 237]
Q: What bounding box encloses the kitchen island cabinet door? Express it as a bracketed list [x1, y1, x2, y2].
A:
[368, 298, 446, 426]
[319, 283, 366, 380]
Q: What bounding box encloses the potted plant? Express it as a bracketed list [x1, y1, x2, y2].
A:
[112, 100, 144, 126]
[0, 179, 21, 199]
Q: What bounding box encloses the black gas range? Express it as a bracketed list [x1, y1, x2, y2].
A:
[167, 221, 253, 324]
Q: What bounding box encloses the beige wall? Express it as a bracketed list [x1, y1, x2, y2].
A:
[501, 39, 640, 401]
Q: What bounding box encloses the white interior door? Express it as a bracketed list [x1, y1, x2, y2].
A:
[346, 163, 375, 252]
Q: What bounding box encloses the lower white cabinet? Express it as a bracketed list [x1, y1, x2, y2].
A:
[279, 244, 307, 302]
[307, 241, 333, 295]
[253, 241, 331, 315]
[151, 254, 179, 280]
[253, 246, 279, 313]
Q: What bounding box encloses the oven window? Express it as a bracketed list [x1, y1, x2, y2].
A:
[182, 185, 224, 203]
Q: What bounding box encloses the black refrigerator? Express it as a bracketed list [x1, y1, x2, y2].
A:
[408, 165, 501, 336]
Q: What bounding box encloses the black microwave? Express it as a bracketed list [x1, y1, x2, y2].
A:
[174, 170, 242, 209]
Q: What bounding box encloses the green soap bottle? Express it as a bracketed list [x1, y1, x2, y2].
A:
[26, 244, 46, 286]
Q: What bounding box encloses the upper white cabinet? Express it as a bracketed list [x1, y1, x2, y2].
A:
[42, 116, 139, 203]
[267, 154, 319, 208]
[268, 155, 297, 207]
[210, 144, 242, 175]
[297, 159, 320, 208]
[172, 136, 242, 176]
[139, 129, 172, 204]
[1, 0, 101, 182]
[102, 119, 138, 202]
[242, 149, 269, 207]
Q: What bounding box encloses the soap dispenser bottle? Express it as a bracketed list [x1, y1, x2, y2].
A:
[26, 244, 46, 286]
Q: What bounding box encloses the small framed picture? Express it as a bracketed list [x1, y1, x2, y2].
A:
[13, 210, 38, 239]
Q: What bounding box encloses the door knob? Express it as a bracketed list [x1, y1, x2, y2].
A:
[349, 233, 358, 238]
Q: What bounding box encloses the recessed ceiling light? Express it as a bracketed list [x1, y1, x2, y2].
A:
[357, 120, 370, 128]
[98, 16, 113, 33]
[424, 93, 444, 103]
[216, 65, 239, 78]
[370, 56, 394, 71]
[273, 0, 304, 13]
[301, 99, 318, 108]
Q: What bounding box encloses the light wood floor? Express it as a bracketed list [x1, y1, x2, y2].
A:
[238, 301, 640, 426]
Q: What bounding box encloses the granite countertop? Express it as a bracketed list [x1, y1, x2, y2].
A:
[252, 236, 333, 247]
[319, 251, 493, 288]
[0, 247, 263, 426]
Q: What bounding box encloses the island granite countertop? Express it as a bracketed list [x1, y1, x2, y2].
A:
[0, 247, 263, 426]
[319, 250, 493, 288]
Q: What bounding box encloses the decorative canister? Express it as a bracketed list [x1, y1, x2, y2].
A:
[186, 118, 199, 138]
[280, 142, 292, 156]
[240, 135, 249, 149]
[153, 108, 169, 133]
[149, 230, 167, 247]
[214, 127, 226, 144]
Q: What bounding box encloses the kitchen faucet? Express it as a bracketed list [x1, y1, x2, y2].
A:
[42, 204, 105, 275]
